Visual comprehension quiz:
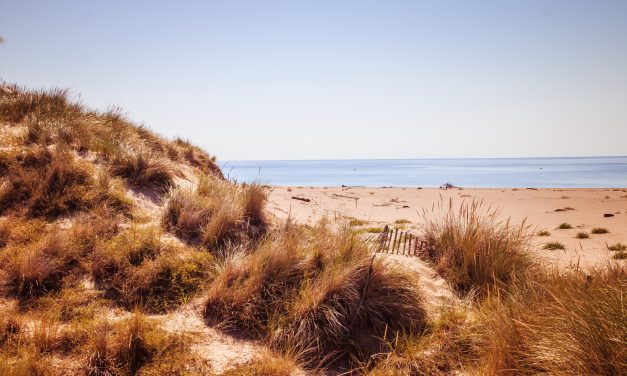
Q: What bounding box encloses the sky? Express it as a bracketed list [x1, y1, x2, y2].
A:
[1, 1, 626, 161]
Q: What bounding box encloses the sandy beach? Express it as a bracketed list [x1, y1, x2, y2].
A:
[269, 186, 627, 269]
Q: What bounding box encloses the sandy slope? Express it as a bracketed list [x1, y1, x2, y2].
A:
[269, 186, 627, 269]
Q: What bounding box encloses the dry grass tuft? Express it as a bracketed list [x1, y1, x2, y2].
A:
[84, 312, 203, 375]
[173, 138, 224, 178]
[591, 227, 609, 234]
[477, 265, 626, 375]
[0, 231, 78, 300]
[110, 153, 176, 193]
[91, 226, 212, 312]
[421, 199, 535, 297]
[543, 242, 566, 250]
[575, 231, 589, 239]
[162, 189, 212, 241]
[162, 179, 268, 252]
[205, 223, 427, 367]
[366, 308, 477, 376]
[220, 351, 299, 376]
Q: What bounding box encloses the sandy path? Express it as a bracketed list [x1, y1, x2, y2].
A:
[269, 186, 627, 269]
[157, 301, 264, 373]
[380, 253, 458, 315]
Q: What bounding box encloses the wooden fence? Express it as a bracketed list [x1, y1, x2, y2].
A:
[374, 225, 431, 256]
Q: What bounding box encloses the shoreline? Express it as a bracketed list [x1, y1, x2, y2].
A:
[268, 186, 627, 269]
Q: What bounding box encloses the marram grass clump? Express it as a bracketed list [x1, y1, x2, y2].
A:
[421, 199, 535, 298]
[204, 222, 427, 367]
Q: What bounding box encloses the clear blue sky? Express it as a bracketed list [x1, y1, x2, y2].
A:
[1, 1, 626, 160]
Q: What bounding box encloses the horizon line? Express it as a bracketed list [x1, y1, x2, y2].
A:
[220, 155, 627, 163]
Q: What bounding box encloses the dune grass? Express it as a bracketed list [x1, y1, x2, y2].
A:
[575, 231, 589, 239]
[591, 227, 609, 234]
[366, 308, 477, 376]
[543, 242, 566, 250]
[349, 218, 367, 226]
[2, 83, 625, 374]
[204, 223, 427, 367]
[394, 218, 411, 224]
[537, 229, 551, 236]
[557, 223, 573, 229]
[162, 179, 268, 252]
[613, 251, 627, 260]
[110, 153, 176, 193]
[421, 199, 535, 297]
[91, 226, 213, 313]
[84, 312, 204, 375]
[607, 242, 626, 252]
[476, 265, 626, 375]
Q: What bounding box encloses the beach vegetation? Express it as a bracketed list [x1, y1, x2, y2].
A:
[543, 242, 566, 250]
[366, 227, 385, 233]
[2, 83, 625, 375]
[607, 242, 626, 252]
[575, 232, 589, 239]
[420, 199, 535, 298]
[591, 227, 609, 234]
[348, 218, 367, 226]
[613, 251, 627, 260]
[204, 223, 427, 367]
[557, 223, 572, 229]
[394, 218, 411, 224]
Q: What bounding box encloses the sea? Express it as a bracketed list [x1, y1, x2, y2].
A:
[219, 157, 627, 188]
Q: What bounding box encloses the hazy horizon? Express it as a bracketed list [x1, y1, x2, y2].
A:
[2, 1, 626, 160]
[221, 155, 627, 162]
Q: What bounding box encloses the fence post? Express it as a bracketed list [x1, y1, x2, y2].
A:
[391, 229, 398, 254]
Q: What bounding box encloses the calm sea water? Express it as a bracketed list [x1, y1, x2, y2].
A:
[219, 157, 627, 188]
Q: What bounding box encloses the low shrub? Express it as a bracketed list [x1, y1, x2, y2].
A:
[557, 223, 572, 230]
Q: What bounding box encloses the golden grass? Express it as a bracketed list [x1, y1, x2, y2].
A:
[366, 308, 477, 376]
[91, 226, 212, 313]
[575, 231, 590, 239]
[110, 153, 176, 193]
[205, 223, 427, 367]
[220, 351, 299, 376]
[163, 179, 268, 252]
[84, 312, 205, 375]
[421, 199, 535, 297]
[2, 83, 624, 374]
[476, 265, 626, 375]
